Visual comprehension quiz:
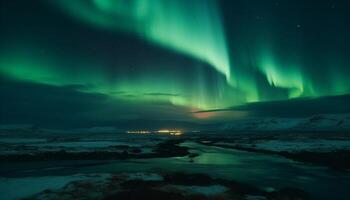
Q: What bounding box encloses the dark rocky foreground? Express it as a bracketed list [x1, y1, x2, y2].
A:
[0, 139, 189, 162]
[24, 172, 310, 200]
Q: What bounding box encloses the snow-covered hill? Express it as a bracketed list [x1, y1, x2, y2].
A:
[222, 114, 350, 131]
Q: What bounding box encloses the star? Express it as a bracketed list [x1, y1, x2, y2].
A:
[256, 15, 264, 21]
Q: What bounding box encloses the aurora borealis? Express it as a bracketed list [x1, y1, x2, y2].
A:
[1, 0, 350, 127]
[51, 0, 231, 80]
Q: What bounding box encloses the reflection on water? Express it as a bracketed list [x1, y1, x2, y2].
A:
[193, 152, 240, 165]
[1, 142, 350, 200]
[96, 142, 350, 200]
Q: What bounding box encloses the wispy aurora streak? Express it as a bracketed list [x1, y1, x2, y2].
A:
[52, 0, 231, 80]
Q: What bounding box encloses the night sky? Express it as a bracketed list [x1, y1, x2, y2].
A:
[1, 0, 349, 128]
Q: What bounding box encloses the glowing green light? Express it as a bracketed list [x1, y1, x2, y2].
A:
[52, 0, 231, 80]
[258, 50, 304, 98]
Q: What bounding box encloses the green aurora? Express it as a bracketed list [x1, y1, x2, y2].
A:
[1, 0, 349, 122]
[52, 0, 231, 80]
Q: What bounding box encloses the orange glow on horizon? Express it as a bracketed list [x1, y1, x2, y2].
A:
[192, 110, 215, 119]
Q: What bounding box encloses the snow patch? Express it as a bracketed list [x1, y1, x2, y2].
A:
[175, 185, 228, 196]
[0, 174, 100, 200]
[126, 172, 164, 181]
[222, 114, 350, 131]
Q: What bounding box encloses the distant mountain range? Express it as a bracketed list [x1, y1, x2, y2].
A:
[221, 114, 350, 131]
[1, 114, 349, 134]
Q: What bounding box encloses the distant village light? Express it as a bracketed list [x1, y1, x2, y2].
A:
[126, 129, 183, 136]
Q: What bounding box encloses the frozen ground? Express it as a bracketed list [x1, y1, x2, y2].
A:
[2, 172, 308, 200]
[0, 174, 111, 200]
[0, 132, 164, 156]
[216, 139, 350, 153]
[0, 125, 349, 199]
[222, 114, 350, 131]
